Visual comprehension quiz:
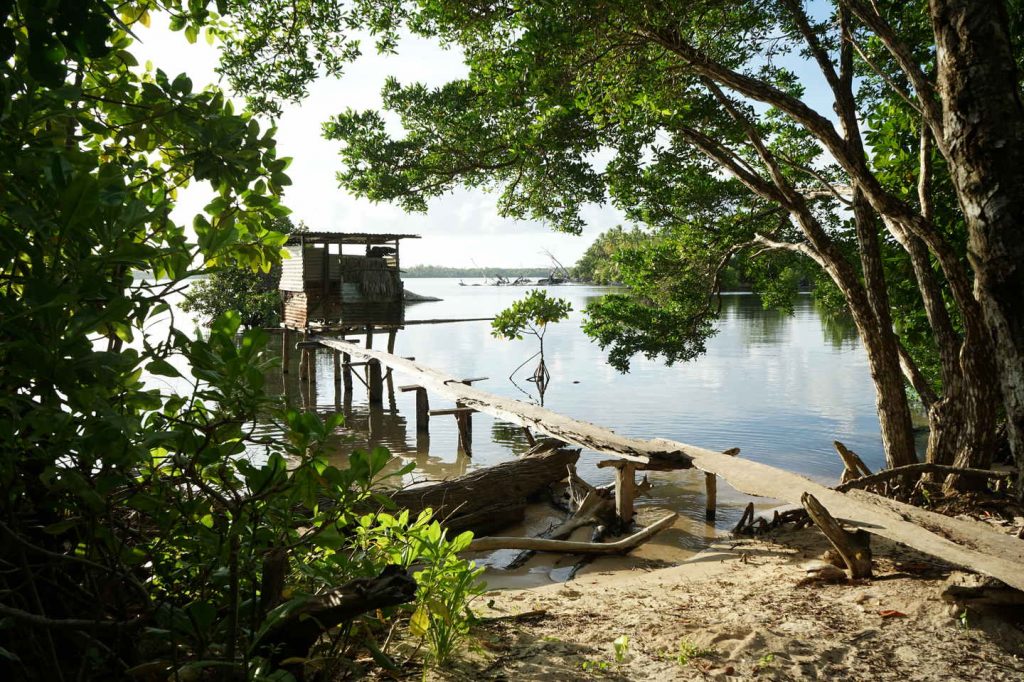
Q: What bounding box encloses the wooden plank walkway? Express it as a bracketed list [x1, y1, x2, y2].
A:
[312, 337, 1024, 592]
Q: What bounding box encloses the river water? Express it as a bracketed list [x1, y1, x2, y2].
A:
[259, 278, 901, 558]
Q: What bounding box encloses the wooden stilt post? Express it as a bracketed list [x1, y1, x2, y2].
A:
[298, 331, 310, 382]
[614, 462, 638, 525]
[307, 348, 318, 407]
[706, 448, 741, 522]
[364, 325, 373, 388]
[368, 359, 383, 405]
[455, 403, 472, 455]
[399, 386, 430, 433]
[282, 328, 292, 374]
[333, 350, 341, 386]
[342, 352, 352, 395]
[416, 431, 430, 455]
[386, 330, 397, 411]
[704, 472, 718, 522]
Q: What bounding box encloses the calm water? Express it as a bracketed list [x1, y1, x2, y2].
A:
[262, 278, 894, 542]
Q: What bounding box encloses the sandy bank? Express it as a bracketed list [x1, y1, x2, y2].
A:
[444, 527, 1024, 681]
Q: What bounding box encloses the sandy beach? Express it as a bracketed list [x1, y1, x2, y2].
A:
[440, 525, 1024, 681]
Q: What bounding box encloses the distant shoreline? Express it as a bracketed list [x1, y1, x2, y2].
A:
[402, 266, 555, 278]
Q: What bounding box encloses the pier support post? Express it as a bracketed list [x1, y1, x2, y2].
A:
[368, 360, 383, 405]
[614, 462, 637, 525]
[706, 448, 740, 522]
[281, 328, 292, 374]
[704, 472, 717, 522]
[342, 352, 352, 395]
[298, 331, 310, 382]
[400, 385, 430, 433]
[307, 349, 317, 407]
[455, 402, 473, 455]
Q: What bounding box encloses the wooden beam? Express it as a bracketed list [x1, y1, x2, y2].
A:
[428, 407, 477, 416]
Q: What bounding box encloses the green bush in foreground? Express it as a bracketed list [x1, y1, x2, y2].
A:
[0, 4, 482, 678]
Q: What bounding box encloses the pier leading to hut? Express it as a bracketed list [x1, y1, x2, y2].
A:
[279, 231, 419, 330]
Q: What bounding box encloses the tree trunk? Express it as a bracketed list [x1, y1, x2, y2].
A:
[931, 0, 1024, 496]
[850, 191, 919, 469]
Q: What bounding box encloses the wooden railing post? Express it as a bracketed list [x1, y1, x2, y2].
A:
[400, 385, 430, 433]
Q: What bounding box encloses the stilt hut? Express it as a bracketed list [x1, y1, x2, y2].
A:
[279, 232, 419, 330]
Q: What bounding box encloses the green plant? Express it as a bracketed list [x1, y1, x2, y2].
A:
[580, 659, 611, 672]
[491, 290, 573, 347]
[357, 510, 486, 667]
[0, 4, 482, 678]
[757, 652, 776, 668]
[613, 634, 630, 663]
[675, 640, 714, 666]
[491, 290, 572, 404]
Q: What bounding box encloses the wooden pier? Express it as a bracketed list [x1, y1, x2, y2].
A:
[301, 336, 1024, 593]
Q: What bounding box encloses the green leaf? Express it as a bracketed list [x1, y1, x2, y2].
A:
[146, 359, 181, 378]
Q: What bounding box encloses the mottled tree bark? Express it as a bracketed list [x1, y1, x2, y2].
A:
[930, 0, 1024, 494]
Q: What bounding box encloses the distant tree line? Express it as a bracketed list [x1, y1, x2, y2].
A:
[403, 264, 553, 278]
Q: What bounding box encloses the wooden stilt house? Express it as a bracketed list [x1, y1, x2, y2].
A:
[279, 232, 419, 330]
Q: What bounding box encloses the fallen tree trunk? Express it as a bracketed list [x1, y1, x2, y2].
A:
[377, 447, 579, 536]
[467, 513, 677, 554]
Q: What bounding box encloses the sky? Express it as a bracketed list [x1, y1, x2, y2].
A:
[131, 16, 619, 269]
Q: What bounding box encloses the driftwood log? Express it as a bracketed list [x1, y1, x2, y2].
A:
[801, 493, 872, 579]
[505, 488, 617, 569]
[835, 463, 1013, 492]
[834, 441, 872, 484]
[255, 565, 416, 670]
[466, 513, 678, 554]
[378, 447, 580, 536]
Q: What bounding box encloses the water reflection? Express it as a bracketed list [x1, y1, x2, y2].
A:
[257, 280, 901, 538]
